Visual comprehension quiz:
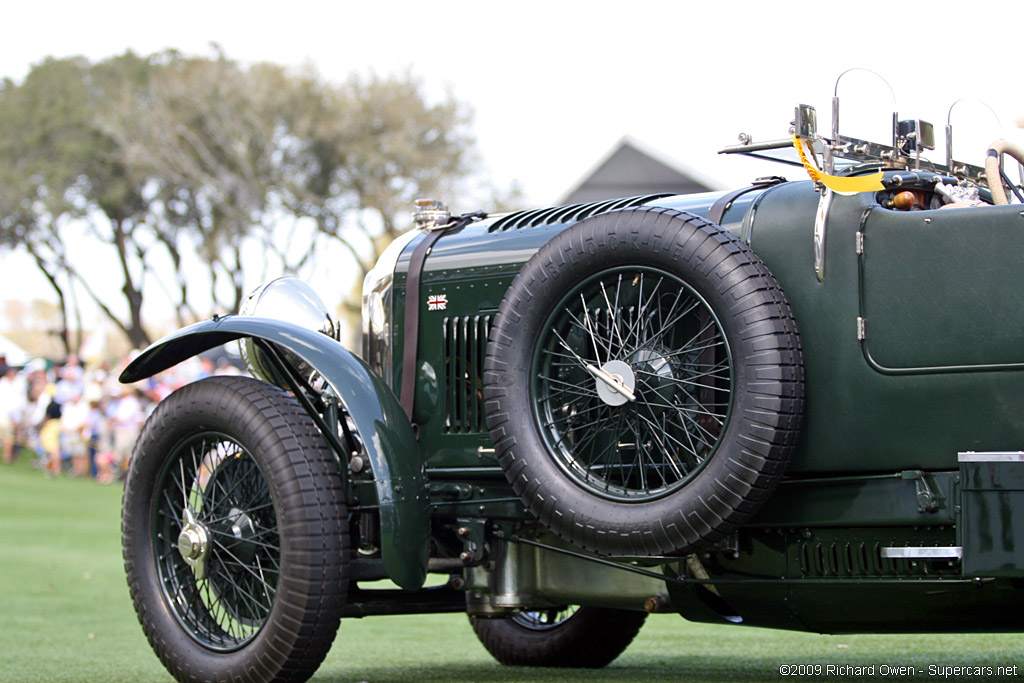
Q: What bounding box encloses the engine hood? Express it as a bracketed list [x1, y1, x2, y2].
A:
[395, 187, 777, 276]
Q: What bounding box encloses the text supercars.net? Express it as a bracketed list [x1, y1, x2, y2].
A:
[778, 664, 1020, 677]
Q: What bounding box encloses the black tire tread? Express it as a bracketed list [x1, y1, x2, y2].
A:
[122, 376, 347, 683]
[483, 207, 804, 557]
[470, 607, 647, 668]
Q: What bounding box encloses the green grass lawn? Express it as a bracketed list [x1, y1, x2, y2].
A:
[1, 451, 1021, 683]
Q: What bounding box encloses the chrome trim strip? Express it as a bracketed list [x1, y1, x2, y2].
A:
[813, 188, 833, 282]
[958, 451, 1024, 462]
[881, 547, 962, 559]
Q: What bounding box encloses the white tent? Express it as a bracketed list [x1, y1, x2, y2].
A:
[0, 333, 30, 366]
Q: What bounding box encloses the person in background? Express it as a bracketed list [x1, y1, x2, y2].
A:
[54, 358, 84, 406]
[60, 387, 91, 477]
[23, 360, 50, 464]
[38, 385, 62, 475]
[109, 386, 145, 474]
[214, 357, 241, 376]
[0, 364, 25, 464]
[88, 388, 115, 484]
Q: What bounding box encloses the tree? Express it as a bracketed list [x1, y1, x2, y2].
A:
[99, 50, 279, 318]
[277, 69, 476, 318]
[0, 48, 492, 353]
[2, 58, 109, 354]
[0, 54, 154, 351]
[112, 58, 481, 323]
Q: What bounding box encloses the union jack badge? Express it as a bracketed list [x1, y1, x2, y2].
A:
[427, 294, 448, 311]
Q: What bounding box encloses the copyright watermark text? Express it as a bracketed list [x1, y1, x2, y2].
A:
[778, 664, 1020, 677]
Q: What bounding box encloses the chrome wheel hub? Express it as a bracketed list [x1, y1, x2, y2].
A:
[177, 508, 210, 579]
[593, 359, 636, 406]
[629, 347, 678, 414]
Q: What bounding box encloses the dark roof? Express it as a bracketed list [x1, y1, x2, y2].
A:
[559, 136, 724, 205]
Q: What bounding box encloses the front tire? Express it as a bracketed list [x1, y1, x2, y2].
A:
[471, 606, 647, 668]
[122, 376, 348, 683]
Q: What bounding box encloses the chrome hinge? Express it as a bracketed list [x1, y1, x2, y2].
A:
[857, 317, 866, 340]
[855, 231, 864, 255]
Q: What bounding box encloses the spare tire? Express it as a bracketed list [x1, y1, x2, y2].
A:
[483, 207, 804, 556]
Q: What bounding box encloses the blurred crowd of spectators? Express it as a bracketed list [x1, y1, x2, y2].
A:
[0, 353, 241, 482]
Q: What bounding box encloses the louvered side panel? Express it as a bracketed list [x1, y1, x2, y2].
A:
[442, 315, 492, 433]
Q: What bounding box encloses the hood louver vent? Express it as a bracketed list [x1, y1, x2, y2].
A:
[798, 541, 936, 578]
[443, 315, 491, 434]
[487, 193, 674, 233]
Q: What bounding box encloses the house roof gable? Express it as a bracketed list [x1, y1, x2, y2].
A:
[558, 135, 725, 204]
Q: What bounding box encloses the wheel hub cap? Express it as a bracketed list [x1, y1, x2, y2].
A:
[177, 507, 209, 579]
[594, 359, 636, 406]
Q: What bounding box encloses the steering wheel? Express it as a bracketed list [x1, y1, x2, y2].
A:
[984, 139, 1024, 204]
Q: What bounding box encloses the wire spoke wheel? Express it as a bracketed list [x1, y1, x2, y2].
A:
[511, 606, 578, 631]
[153, 433, 279, 650]
[123, 376, 348, 683]
[533, 266, 732, 502]
[470, 605, 646, 668]
[485, 207, 804, 556]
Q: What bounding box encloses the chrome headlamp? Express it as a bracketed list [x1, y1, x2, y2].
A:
[238, 277, 339, 384]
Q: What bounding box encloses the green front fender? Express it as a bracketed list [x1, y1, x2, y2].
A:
[120, 315, 429, 589]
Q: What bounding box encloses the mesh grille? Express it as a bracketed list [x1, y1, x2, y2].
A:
[487, 193, 674, 233]
[443, 315, 491, 433]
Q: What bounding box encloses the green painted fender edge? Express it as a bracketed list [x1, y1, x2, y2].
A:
[120, 315, 429, 589]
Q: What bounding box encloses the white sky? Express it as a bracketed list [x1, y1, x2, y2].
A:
[1, 0, 1022, 339]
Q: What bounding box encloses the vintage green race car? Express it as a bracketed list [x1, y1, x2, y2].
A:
[119, 85, 1024, 682]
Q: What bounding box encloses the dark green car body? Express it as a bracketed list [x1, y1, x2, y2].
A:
[374, 176, 1024, 631]
[120, 103, 1024, 679]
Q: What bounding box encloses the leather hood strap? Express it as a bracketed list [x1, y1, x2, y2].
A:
[398, 211, 486, 426]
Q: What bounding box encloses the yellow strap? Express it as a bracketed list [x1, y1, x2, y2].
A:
[792, 135, 884, 196]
